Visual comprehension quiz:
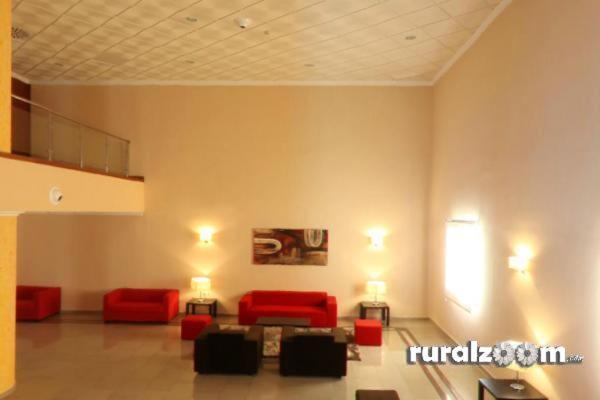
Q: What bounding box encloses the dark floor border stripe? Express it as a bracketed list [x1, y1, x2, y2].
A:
[396, 328, 449, 400]
[398, 328, 465, 400]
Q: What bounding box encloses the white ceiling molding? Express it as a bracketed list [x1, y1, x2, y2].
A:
[30, 79, 433, 87]
[11, 71, 31, 84]
[433, 0, 513, 84]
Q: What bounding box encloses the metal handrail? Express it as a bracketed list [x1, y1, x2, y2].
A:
[11, 94, 131, 143]
[11, 94, 130, 176]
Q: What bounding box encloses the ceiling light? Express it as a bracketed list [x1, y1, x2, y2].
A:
[185, 16, 198, 23]
[235, 17, 251, 29]
[405, 35, 417, 41]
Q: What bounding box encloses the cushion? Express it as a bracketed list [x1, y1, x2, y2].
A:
[251, 291, 327, 307]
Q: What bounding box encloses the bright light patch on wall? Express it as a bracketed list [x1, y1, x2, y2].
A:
[445, 220, 484, 313]
[367, 228, 386, 250]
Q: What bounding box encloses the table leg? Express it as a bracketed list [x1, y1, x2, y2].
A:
[478, 381, 484, 400]
[186, 303, 190, 315]
[386, 307, 390, 326]
[213, 302, 217, 317]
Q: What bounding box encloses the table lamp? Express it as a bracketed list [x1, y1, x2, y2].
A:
[366, 280, 386, 304]
[191, 276, 211, 299]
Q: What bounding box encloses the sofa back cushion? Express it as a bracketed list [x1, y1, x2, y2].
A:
[120, 289, 167, 302]
[17, 286, 46, 300]
[251, 291, 327, 307]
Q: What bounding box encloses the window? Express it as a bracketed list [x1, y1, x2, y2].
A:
[444, 220, 484, 313]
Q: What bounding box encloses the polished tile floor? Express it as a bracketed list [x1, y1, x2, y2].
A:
[10, 314, 487, 400]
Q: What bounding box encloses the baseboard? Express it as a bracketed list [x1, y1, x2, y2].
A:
[0, 384, 15, 399]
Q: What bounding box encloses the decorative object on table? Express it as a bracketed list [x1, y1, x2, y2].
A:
[279, 325, 347, 377]
[359, 301, 390, 326]
[355, 390, 400, 400]
[103, 288, 179, 323]
[366, 280, 386, 304]
[181, 314, 212, 340]
[186, 298, 217, 317]
[238, 290, 337, 327]
[252, 228, 328, 265]
[219, 324, 360, 361]
[191, 276, 211, 298]
[16, 286, 62, 321]
[194, 324, 264, 375]
[354, 319, 382, 346]
[478, 378, 547, 400]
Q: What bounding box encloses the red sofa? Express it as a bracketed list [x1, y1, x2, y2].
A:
[103, 288, 179, 323]
[238, 290, 337, 327]
[17, 286, 61, 321]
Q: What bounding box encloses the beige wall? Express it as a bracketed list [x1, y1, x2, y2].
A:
[428, 0, 600, 398]
[0, 156, 144, 214]
[20, 85, 433, 317]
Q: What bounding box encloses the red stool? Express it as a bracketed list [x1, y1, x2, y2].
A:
[181, 315, 212, 340]
[354, 319, 382, 346]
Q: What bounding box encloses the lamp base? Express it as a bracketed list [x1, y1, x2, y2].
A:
[510, 382, 525, 391]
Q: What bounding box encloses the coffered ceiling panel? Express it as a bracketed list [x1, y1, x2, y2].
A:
[11, 0, 504, 83]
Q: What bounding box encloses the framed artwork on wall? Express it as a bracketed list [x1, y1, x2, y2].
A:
[252, 228, 328, 266]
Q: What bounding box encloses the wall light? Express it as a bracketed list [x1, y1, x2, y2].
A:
[508, 246, 532, 273]
[199, 227, 214, 244]
[367, 228, 386, 250]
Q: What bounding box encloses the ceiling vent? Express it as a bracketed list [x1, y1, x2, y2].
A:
[11, 26, 29, 40]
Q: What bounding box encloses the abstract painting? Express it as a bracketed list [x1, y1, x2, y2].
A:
[252, 228, 328, 266]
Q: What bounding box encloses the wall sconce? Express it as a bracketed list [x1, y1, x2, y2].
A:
[508, 247, 532, 273]
[199, 227, 214, 244]
[367, 228, 385, 250]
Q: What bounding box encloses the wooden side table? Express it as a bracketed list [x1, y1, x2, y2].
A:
[186, 298, 217, 317]
[478, 379, 547, 400]
[359, 301, 390, 326]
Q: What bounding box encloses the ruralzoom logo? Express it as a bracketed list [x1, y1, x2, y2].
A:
[408, 341, 584, 366]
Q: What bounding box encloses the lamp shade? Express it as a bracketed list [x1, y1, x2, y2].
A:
[191, 276, 211, 292]
[366, 280, 386, 295]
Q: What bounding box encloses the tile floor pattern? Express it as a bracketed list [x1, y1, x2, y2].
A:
[10, 315, 487, 400]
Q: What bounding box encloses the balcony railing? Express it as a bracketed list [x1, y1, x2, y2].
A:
[11, 94, 130, 177]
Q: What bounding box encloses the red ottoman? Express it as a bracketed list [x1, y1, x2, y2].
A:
[354, 319, 382, 346]
[181, 315, 212, 340]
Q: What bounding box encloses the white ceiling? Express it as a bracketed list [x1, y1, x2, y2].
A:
[11, 0, 504, 84]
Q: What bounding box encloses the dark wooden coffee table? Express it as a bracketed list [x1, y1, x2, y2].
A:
[255, 317, 311, 327]
[356, 390, 400, 400]
[478, 379, 547, 400]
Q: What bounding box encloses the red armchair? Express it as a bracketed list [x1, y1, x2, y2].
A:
[238, 290, 337, 327]
[103, 288, 179, 323]
[17, 286, 61, 321]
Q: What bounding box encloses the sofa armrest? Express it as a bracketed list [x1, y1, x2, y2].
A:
[239, 293, 253, 313]
[32, 288, 61, 316]
[281, 326, 296, 342]
[104, 289, 123, 307]
[163, 290, 180, 320]
[326, 296, 338, 327]
[245, 325, 264, 343]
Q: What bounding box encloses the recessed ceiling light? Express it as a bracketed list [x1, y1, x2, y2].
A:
[235, 17, 251, 29]
[405, 35, 417, 41]
[185, 16, 198, 23]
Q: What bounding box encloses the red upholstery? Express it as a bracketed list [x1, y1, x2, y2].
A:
[181, 315, 213, 340]
[354, 319, 382, 346]
[16, 286, 61, 321]
[103, 288, 179, 323]
[238, 290, 337, 327]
